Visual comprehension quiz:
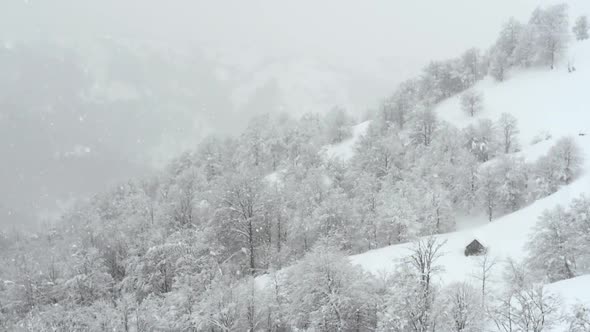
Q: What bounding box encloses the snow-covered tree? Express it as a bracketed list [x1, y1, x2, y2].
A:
[573, 15, 589, 41]
[406, 237, 446, 331]
[477, 165, 501, 221]
[240, 115, 272, 168]
[313, 187, 354, 248]
[535, 137, 583, 196]
[196, 135, 232, 181]
[285, 242, 377, 331]
[496, 18, 525, 65]
[324, 106, 354, 144]
[195, 276, 266, 331]
[169, 168, 204, 228]
[514, 285, 562, 332]
[497, 113, 520, 154]
[568, 195, 590, 271]
[527, 195, 590, 282]
[567, 304, 590, 332]
[64, 247, 114, 306]
[217, 171, 266, 275]
[259, 270, 289, 331]
[529, 4, 570, 69]
[489, 49, 509, 82]
[473, 251, 497, 309]
[382, 80, 418, 130]
[353, 123, 403, 179]
[461, 48, 485, 86]
[378, 265, 424, 331]
[412, 107, 438, 147]
[376, 179, 424, 246]
[418, 186, 455, 235]
[489, 259, 561, 332]
[534, 155, 562, 198]
[460, 90, 484, 117]
[419, 61, 450, 103]
[464, 119, 499, 162]
[553, 136, 584, 185]
[495, 156, 529, 213]
[527, 205, 577, 281]
[379, 237, 446, 332]
[513, 25, 538, 67]
[437, 282, 484, 332]
[350, 171, 381, 250]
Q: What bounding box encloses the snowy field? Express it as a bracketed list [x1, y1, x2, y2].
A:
[341, 40, 590, 328]
[436, 42, 590, 144]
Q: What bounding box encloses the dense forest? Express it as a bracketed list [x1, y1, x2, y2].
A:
[1, 4, 590, 331]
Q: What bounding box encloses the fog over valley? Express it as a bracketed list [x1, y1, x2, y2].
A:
[4, 0, 568, 228]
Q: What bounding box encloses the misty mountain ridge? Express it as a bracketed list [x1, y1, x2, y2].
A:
[1, 35, 400, 228]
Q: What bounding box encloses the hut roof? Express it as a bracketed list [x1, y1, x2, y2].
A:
[465, 239, 486, 256]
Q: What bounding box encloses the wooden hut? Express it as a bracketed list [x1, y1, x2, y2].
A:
[464, 239, 486, 256]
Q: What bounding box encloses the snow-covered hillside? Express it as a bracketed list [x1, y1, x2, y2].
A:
[351, 133, 589, 283]
[323, 121, 371, 161]
[345, 40, 590, 329]
[546, 275, 590, 330]
[437, 41, 590, 143]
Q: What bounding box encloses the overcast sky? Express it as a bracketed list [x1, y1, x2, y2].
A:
[1, 1, 548, 61]
[3, 1, 580, 107]
[5, 1, 585, 83]
[1, 0, 586, 230]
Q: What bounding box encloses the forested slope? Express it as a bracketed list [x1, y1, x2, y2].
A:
[1, 4, 590, 331]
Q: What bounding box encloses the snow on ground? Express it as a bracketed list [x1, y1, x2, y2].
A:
[323, 120, 371, 161]
[511, 136, 557, 163]
[454, 213, 488, 231]
[437, 41, 590, 146]
[351, 134, 589, 285]
[259, 41, 590, 318]
[547, 275, 590, 309]
[351, 40, 590, 293]
[546, 275, 590, 331]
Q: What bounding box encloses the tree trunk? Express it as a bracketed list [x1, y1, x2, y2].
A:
[564, 259, 574, 279]
[248, 219, 255, 274]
